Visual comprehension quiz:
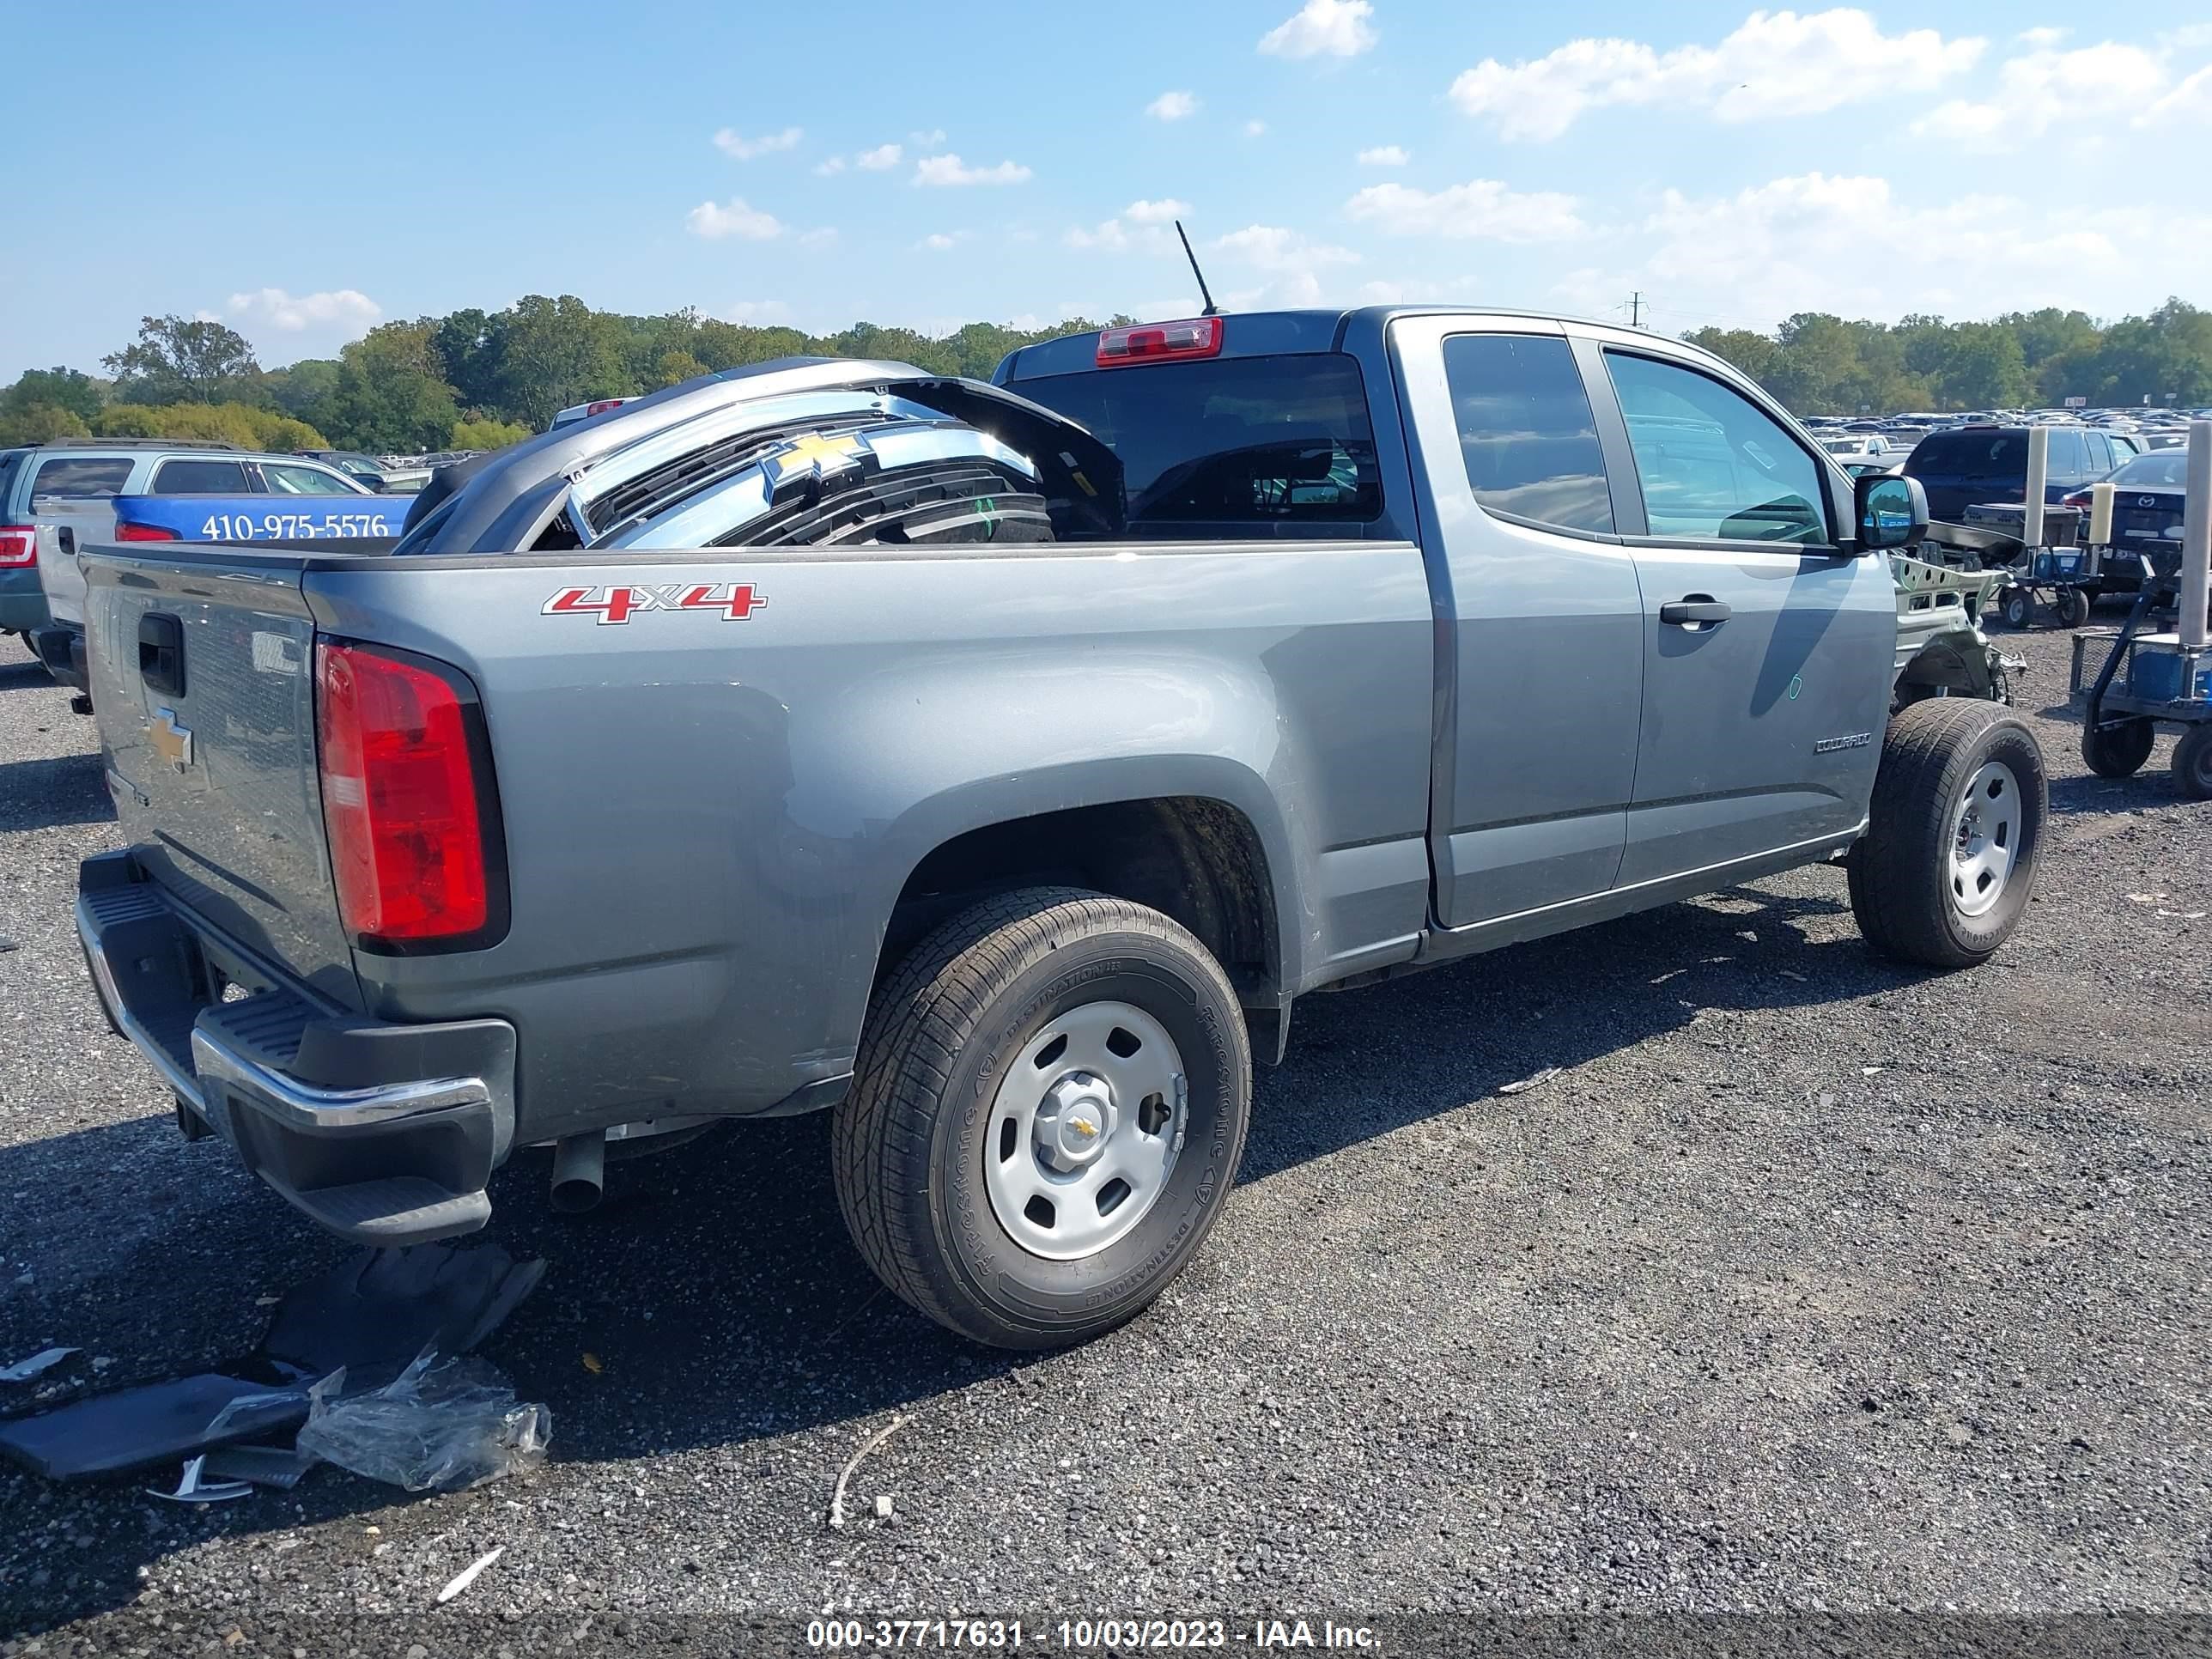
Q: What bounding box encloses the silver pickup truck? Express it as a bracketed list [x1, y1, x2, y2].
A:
[72, 307, 2045, 1349]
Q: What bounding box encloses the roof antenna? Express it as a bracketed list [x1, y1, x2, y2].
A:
[1175, 220, 1220, 317]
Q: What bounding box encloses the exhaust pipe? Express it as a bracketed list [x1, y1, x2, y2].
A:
[549, 1132, 607, 1214]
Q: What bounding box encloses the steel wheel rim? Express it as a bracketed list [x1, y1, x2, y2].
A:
[1950, 759, 2021, 918]
[983, 1000, 1186, 1261]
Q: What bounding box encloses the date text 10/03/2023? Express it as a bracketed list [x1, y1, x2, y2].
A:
[803, 1619, 1381, 1650]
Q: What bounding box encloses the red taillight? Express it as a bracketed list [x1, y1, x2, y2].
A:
[2059, 490, 2091, 509]
[1095, 316, 1224, 368]
[0, 526, 34, 567]
[316, 641, 497, 947]
[113, 522, 179, 542]
[585, 398, 627, 416]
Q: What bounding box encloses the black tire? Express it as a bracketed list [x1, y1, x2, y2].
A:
[833, 887, 1252, 1349]
[1849, 700, 2047, 969]
[2081, 715, 2155, 778]
[2174, 725, 2212, 801]
[2001, 588, 2033, 629]
[2056, 586, 2091, 629]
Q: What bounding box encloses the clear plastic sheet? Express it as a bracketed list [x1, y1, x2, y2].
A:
[295, 1351, 550, 1492]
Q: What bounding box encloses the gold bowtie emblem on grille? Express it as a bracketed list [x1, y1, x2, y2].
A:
[763, 430, 866, 485]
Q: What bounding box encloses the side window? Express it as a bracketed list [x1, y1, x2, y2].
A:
[2045, 428, 2085, 483]
[1440, 334, 1614, 535]
[151, 458, 250, 492]
[1605, 351, 1830, 545]
[261, 462, 360, 495]
[29, 457, 133, 502]
[2083, 433, 2112, 475]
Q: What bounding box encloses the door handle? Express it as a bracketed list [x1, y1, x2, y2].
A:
[1659, 598, 1731, 626]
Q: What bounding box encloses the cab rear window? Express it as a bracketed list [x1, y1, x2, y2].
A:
[1014, 354, 1382, 528]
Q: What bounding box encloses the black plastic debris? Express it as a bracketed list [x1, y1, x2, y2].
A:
[0, 1375, 308, 1481]
[262, 1243, 545, 1390]
[0, 1241, 543, 1485]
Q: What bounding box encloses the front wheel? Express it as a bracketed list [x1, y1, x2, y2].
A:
[2174, 724, 2212, 801]
[834, 888, 1252, 1349]
[2001, 587, 2033, 629]
[1850, 700, 2047, 969]
[2056, 586, 2092, 629]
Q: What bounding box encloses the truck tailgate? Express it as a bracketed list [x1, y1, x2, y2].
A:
[84, 547, 359, 1008]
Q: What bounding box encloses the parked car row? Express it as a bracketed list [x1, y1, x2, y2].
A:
[0, 439, 389, 687]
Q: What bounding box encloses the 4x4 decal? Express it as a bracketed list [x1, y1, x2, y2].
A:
[541, 582, 765, 625]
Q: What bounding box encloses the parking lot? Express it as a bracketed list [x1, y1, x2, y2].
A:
[2, 625, 2209, 1647]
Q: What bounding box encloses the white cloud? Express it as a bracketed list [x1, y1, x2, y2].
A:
[1146, 90, 1199, 121]
[917, 232, 966, 251]
[2144, 62, 2212, 126]
[914, 154, 1032, 186]
[723, 301, 793, 324]
[908, 127, 948, 147]
[1210, 224, 1361, 271]
[1244, 118, 1268, 137]
[713, 125, 802, 160]
[1450, 9, 1985, 142]
[799, 227, 839, 247]
[226, 288, 380, 334]
[1344, 179, 1587, 242]
[1570, 171, 2212, 327]
[813, 156, 846, 176]
[1915, 40, 2170, 149]
[1066, 220, 1130, 251]
[1258, 0, 1376, 59]
[1356, 144, 1409, 166]
[856, 143, 904, 170]
[686, 198, 784, 240]
[1125, 198, 1191, 224]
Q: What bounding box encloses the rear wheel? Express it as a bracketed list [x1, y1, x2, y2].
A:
[2056, 586, 2092, 629]
[2081, 715, 2155, 778]
[834, 888, 1252, 1349]
[2174, 724, 2212, 801]
[1850, 700, 2046, 969]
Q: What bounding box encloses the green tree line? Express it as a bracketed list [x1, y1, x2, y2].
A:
[1684, 299, 2212, 416]
[0, 300, 1125, 454]
[5, 294, 2208, 455]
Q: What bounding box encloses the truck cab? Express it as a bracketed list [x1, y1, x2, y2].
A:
[1000, 308, 1899, 924]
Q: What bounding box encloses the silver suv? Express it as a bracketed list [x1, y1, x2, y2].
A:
[0, 439, 368, 686]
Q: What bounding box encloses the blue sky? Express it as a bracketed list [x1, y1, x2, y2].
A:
[7, 1, 2212, 381]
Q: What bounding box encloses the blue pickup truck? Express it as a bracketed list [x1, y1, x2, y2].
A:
[71, 310, 2045, 1349]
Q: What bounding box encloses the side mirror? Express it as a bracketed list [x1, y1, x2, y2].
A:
[1855, 472, 1927, 550]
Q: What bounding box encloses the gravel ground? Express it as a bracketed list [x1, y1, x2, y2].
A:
[1, 627, 2208, 1654]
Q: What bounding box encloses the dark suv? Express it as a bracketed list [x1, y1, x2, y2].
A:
[1905, 424, 2138, 522]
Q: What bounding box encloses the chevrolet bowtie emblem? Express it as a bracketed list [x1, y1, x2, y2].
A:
[148, 708, 193, 772]
[761, 430, 868, 492]
[1069, 1115, 1098, 1139]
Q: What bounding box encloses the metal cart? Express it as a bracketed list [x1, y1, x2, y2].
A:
[2070, 417, 2212, 799]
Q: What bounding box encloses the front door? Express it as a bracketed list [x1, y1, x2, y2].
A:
[1591, 342, 1895, 886]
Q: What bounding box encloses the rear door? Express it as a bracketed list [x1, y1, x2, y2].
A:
[1389, 314, 1644, 926]
[1588, 337, 1893, 886]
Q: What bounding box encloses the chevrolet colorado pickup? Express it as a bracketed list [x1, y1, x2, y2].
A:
[72, 307, 2046, 1348]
